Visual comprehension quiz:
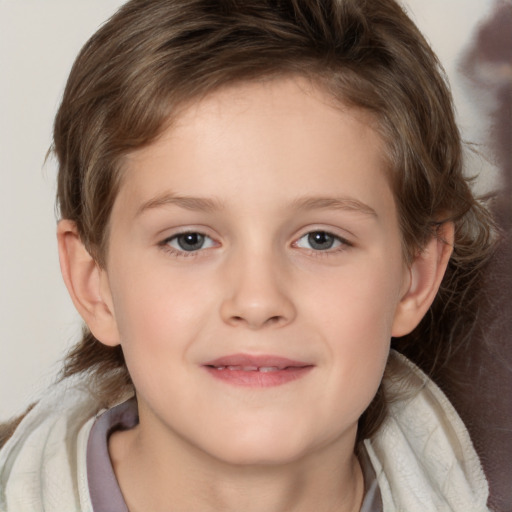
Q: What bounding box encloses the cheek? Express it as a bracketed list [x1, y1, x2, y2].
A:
[303, 254, 403, 336]
[301, 257, 402, 409]
[109, 266, 185, 345]
[108, 270, 210, 406]
[108, 261, 223, 371]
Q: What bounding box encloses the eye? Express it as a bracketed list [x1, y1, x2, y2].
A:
[165, 232, 216, 252]
[295, 231, 347, 251]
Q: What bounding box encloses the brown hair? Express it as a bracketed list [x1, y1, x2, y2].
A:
[51, 0, 496, 442]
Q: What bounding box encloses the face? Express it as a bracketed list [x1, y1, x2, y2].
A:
[102, 78, 410, 467]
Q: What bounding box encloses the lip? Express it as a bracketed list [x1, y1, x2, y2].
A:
[202, 353, 314, 388]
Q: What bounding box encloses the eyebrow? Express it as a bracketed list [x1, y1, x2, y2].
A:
[136, 192, 377, 218]
[136, 192, 224, 216]
[291, 196, 378, 217]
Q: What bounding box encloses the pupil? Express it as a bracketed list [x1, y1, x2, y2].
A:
[178, 233, 204, 251]
[308, 231, 334, 250]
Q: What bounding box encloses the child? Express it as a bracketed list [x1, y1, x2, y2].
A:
[0, 0, 497, 510]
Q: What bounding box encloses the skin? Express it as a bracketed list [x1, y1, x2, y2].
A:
[58, 77, 453, 512]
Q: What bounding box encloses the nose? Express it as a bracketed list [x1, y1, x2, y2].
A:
[219, 250, 296, 330]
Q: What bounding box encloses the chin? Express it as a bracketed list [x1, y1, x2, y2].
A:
[201, 427, 318, 467]
[213, 445, 306, 467]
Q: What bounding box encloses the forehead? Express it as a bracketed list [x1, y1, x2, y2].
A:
[115, 77, 394, 222]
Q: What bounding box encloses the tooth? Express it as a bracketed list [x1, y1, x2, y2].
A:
[259, 366, 279, 372]
[215, 366, 226, 370]
[242, 366, 258, 371]
[227, 365, 242, 371]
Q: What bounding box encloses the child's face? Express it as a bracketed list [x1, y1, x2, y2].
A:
[101, 77, 410, 465]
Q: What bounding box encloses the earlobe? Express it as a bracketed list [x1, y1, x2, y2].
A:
[392, 222, 454, 337]
[57, 220, 120, 346]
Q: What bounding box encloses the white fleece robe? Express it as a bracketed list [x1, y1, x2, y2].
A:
[0, 351, 490, 512]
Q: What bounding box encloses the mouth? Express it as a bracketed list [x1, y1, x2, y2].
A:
[202, 354, 314, 387]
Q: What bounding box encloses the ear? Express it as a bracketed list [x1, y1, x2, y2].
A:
[57, 219, 120, 346]
[392, 222, 454, 337]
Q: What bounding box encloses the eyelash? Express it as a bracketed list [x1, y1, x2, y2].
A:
[158, 230, 352, 258]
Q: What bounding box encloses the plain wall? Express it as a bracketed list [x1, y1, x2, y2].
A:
[0, 0, 126, 419]
[0, 0, 499, 419]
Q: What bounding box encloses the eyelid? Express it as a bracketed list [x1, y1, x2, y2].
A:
[157, 225, 217, 244]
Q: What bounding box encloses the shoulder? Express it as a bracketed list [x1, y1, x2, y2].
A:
[0, 376, 103, 512]
[365, 350, 490, 512]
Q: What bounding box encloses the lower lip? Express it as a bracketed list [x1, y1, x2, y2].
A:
[203, 366, 313, 387]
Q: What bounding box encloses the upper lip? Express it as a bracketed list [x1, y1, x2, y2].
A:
[203, 354, 313, 369]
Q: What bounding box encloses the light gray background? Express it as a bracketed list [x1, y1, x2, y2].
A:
[0, 0, 499, 419]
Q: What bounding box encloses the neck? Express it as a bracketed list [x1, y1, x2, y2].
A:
[109, 423, 364, 512]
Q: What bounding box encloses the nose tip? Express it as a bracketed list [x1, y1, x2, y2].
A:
[219, 266, 296, 330]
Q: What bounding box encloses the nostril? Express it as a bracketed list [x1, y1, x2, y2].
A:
[228, 314, 284, 328]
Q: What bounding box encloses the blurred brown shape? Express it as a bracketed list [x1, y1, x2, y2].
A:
[444, 2, 512, 511]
